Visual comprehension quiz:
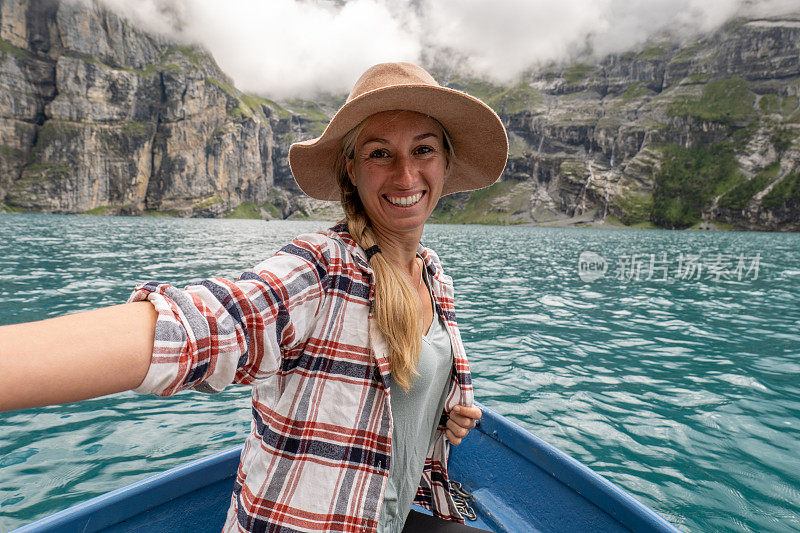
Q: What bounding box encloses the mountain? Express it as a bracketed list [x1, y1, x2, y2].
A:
[433, 17, 800, 231]
[1, 0, 798, 231]
[0, 0, 341, 220]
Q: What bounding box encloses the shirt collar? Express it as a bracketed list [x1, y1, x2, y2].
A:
[326, 220, 444, 283]
[326, 220, 369, 272]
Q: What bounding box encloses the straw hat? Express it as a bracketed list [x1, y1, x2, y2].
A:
[288, 62, 509, 201]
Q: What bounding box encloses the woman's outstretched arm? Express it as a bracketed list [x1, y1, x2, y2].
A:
[0, 301, 157, 412]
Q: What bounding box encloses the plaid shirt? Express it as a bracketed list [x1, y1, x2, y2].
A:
[128, 222, 474, 532]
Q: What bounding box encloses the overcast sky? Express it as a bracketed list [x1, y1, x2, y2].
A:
[98, 0, 800, 99]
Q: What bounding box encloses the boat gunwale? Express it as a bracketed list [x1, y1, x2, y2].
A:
[11, 446, 240, 532]
[13, 402, 681, 532]
[466, 402, 681, 533]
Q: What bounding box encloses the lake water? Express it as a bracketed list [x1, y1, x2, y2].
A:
[0, 214, 798, 532]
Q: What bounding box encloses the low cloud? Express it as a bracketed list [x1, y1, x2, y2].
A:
[98, 0, 800, 98]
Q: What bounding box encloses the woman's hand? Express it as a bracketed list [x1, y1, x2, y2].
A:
[445, 405, 482, 445]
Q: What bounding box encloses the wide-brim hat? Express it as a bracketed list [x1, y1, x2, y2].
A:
[288, 62, 509, 201]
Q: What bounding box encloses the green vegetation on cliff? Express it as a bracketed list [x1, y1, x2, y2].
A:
[0, 37, 33, 61]
[261, 201, 282, 219]
[83, 205, 116, 215]
[34, 121, 82, 151]
[0, 145, 24, 160]
[0, 202, 23, 213]
[226, 201, 260, 219]
[668, 77, 756, 125]
[224, 201, 283, 219]
[228, 105, 252, 120]
[652, 142, 742, 228]
[762, 172, 800, 210]
[564, 63, 594, 85]
[621, 82, 653, 101]
[18, 163, 73, 183]
[637, 45, 670, 61]
[194, 196, 223, 210]
[284, 100, 329, 122]
[485, 83, 542, 114]
[143, 209, 181, 217]
[448, 76, 506, 103]
[431, 180, 530, 225]
[671, 42, 705, 63]
[718, 162, 780, 210]
[615, 193, 653, 225]
[771, 128, 798, 153]
[163, 45, 204, 66]
[447, 77, 541, 114]
[206, 78, 294, 122]
[121, 122, 155, 141]
[241, 94, 291, 119]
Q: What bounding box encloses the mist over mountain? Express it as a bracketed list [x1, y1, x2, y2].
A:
[1, 0, 799, 230]
[96, 0, 800, 97]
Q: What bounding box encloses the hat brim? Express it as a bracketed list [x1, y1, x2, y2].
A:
[288, 84, 509, 201]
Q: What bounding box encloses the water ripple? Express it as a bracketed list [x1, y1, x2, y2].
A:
[1, 217, 799, 532]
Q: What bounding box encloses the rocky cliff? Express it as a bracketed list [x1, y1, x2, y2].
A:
[1, 1, 798, 231]
[433, 17, 800, 231]
[0, 0, 340, 220]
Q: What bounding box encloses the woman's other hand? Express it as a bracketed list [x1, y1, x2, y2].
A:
[0, 302, 156, 412]
[445, 405, 482, 445]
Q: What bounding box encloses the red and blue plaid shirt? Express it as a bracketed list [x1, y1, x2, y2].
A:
[128, 222, 474, 532]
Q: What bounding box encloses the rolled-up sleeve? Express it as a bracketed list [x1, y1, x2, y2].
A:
[128, 234, 331, 396]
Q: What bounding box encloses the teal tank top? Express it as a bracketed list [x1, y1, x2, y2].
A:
[377, 265, 454, 533]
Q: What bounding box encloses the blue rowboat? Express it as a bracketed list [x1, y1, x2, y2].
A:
[13, 403, 680, 532]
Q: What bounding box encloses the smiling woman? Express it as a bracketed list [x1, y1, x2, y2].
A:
[345, 112, 448, 238]
[281, 63, 508, 532]
[0, 62, 509, 533]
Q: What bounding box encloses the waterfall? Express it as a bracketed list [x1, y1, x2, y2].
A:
[639, 130, 650, 153]
[531, 105, 551, 181]
[577, 156, 594, 217]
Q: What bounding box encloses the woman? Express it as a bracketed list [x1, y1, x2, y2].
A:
[0, 62, 508, 532]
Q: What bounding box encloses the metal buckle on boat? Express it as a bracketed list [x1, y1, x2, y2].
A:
[449, 480, 477, 521]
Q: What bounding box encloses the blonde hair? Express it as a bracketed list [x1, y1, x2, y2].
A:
[335, 113, 455, 392]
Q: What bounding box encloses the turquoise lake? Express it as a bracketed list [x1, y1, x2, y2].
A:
[0, 214, 798, 532]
